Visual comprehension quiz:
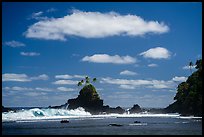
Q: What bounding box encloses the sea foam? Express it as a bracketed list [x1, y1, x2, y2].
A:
[2, 107, 202, 122]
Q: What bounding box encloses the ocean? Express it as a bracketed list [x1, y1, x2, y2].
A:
[2, 107, 202, 135]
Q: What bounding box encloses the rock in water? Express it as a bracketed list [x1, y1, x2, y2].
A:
[129, 104, 142, 114]
[60, 120, 69, 123]
[68, 84, 103, 114]
[2, 106, 13, 112]
[109, 123, 123, 127]
[134, 121, 141, 123]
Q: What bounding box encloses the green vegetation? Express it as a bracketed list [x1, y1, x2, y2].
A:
[77, 76, 97, 87]
[78, 76, 100, 101]
[78, 84, 100, 103]
[165, 59, 202, 116]
[68, 76, 103, 113]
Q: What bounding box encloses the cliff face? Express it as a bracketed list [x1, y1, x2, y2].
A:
[68, 84, 104, 114]
[165, 59, 202, 116]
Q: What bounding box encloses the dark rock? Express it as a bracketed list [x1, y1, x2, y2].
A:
[67, 84, 126, 114]
[108, 123, 123, 127]
[60, 120, 69, 123]
[68, 84, 104, 114]
[134, 121, 141, 123]
[2, 106, 13, 112]
[129, 104, 142, 114]
[102, 106, 125, 114]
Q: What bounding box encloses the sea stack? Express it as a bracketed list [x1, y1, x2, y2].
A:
[67, 84, 104, 114]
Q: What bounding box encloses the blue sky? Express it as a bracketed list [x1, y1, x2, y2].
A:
[2, 2, 202, 108]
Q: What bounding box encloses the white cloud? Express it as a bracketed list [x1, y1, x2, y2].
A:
[55, 74, 85, 79]
[3, 86, 53, 92]
[119, 84, 135, 89]
[148, 63, 158, 67]
[172, 76, 187, 82]
[53, 80, 78, 85]
[182, 65, 196, 70]
[12, 86, 34, 91]
[30, 74, 49, 80]
[29, 11, 48, 20]
[120, 70, 137, 76]
[55, 74, 73, 79]
[2, 73, 49, 82]
[2, 73, 31, 82]
[35, 87, 53, 92]
[33, 11, 43, 16]
[57, 87, 75, 92]
[82, 54, 136, 64]
[25, 10, 169, 41]
[3, 86, 34, 91]
[2, 87, 11, 90]
[73, 75, 85, 79]
[20, 52, 40, 56]
[139, 47, 171, 59]
[24, 92, 47, 97]
[4, 40, 25, 47]
[100, 77, 176, 90]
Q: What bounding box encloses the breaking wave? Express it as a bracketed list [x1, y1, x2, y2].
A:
[2, 107, 202, 122]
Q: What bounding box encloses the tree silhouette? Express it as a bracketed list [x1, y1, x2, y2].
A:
[77, 76, 97, 87]
[92, 78, 97, 83]
[189, 61, 193, 74]
[77, 81, 82, 87]
[85, 76, 90, 85]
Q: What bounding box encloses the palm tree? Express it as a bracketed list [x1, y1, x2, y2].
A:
[85, 76, 90, 85]
[92, 78, 97, 82]
[189, 61, 193, 74]
[77, 81, 82, 87]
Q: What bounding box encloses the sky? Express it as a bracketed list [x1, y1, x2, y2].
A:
[2, 2, 202, 108]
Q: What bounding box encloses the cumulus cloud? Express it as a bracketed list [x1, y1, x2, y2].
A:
[35, 87, 53, 91]
[82, 54, 136, 64]
[52, 80, 78, 85]
[120, 70, 137, 76]
[30, 74, 49, 80]
[148, 63, 158, 67]
[24, 10, 169, 41]
[55, 74, 85, 79]
[2, 73, 49, 82]
[4, 40, 25, 47]
[24, 92, 47, 97]
[100, 77, 177, 90]
[2, 73, 31, 82]
[3, 86, 34, 91]
[20, 52, 40, 56]
[3, 86, 55, 92]
[172, 76, 187, 82]
[139, 47, 171, 59]
[119, 84, 136, 89]
[57, 87, 76, 92]
[55, 74, 72, 79]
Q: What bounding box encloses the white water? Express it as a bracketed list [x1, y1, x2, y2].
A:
[2, 107, 202, 122]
